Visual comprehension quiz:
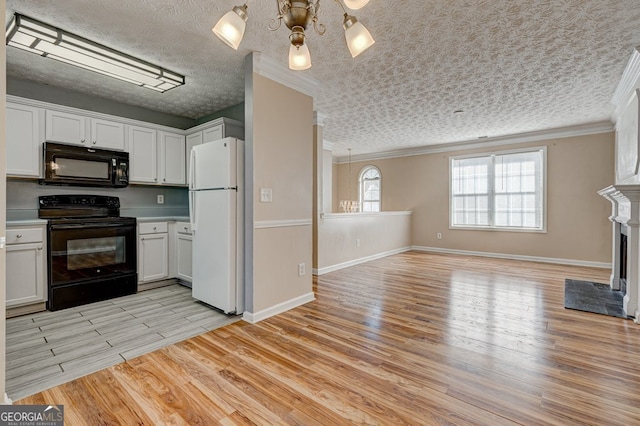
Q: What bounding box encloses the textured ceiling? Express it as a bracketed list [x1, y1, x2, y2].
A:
[5, 1, 640, 157]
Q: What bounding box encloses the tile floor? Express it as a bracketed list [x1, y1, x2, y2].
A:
[6, 284, 241, 401]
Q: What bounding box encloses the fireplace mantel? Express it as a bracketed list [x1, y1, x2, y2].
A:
[599, 185, 640, 321]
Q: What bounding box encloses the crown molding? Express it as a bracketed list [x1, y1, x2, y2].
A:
[612, 46, 640, 123]
[314, 110, 328, 126]
[333, 121, 614, 163]
[323, 140, 334, 151]
[249, 52, 320, 100]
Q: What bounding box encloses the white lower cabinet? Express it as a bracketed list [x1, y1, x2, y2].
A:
[138, 222, 169, 283]
[175, 222, 193, 283]
[6, 225, 47, 308]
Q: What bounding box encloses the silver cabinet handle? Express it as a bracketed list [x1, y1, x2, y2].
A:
[81, 138, 86, 143]
[16, 234, 22, 238]
[153, 227, 157, 231]
[37, 246, 42, 250]
[184, 227, 188, 231]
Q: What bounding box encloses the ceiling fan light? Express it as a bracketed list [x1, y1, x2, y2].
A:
[343, 15, 375, 58]
[212, 5, 248, 50]
[343, 0, 370, 10]
[289, 43, 311, 70]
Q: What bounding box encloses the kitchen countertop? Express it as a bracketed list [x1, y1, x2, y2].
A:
[135, 217, 190, 223]
[6, 213, 189, 226]
[6, 219, 48, 227]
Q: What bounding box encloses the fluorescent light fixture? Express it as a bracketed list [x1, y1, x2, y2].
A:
[5, 13, 185, 93]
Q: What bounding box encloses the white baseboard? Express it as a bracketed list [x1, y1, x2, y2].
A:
[412, 246, 611, 269]
[3, 393, 12, 405]
[242, 292, 315, 323]
[314, 247, 412, 275]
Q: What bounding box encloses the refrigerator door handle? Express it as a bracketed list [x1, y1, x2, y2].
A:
[189, 191, 197, 231]
[189, 148, 197, 190]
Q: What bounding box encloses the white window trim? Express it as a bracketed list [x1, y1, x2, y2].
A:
[359, 165, 382, 213]
[449, 146, 547, 233]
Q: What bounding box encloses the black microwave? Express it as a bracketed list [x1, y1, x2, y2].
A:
[41, 142, 129, 188]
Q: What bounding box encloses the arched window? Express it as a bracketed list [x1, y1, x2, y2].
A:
[359, 166, 381, 212]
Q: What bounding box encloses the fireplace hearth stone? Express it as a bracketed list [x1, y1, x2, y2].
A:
[564, 279, 627, 319]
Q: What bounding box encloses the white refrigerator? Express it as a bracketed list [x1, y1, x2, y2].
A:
[188, 137, 244, 314]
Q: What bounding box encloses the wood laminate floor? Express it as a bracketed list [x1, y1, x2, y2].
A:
[6, 284, 240, 401]
[17, 252, 640, 425]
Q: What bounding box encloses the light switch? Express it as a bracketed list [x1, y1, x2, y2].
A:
[260, 188, 273, 203]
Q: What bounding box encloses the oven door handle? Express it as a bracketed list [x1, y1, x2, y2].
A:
[50, 222, 133, 230]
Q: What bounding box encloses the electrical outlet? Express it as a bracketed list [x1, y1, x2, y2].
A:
[298, 263, 305, 277]
[437, 232, 442, 239]
[157, 195, 164, 204]
[356, 239, 361, 247]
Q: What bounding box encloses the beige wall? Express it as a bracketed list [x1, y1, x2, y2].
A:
[1, 0, 7, 401]
[247, 71, 313, 315]
[334, 133, 615, 264]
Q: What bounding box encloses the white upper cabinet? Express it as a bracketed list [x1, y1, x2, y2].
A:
[45, 110, 86, 146]
[129, 127, 186, 186]
[203, 125, 224, 143]
[6, 102, 43, 177]
[159, 131, 186, 185]
[129, 125, 158, 184]
[45, 110, 126, 151]
[185, 118, 244, 181]
[91, 118, 127, 150]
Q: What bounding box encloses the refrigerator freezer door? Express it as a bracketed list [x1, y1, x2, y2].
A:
[191, 189, 237, 313]
[190, 138, 237, 190]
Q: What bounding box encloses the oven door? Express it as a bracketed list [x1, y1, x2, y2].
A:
[47, 219, 137, 310]
[49, 220, 136, 286]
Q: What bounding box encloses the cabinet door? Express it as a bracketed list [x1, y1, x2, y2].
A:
[203, 125, 223, 143]
[129, 125, 158, 184]
[6, 103, 42, 177]
[90, 118, 126, 151]
[185, 132, 203, 183]
[138, 233, 169, 282]
[159, 132, 186, 185]
[45, 110, 87, 145]
[6, 242, 46, 307]
[176, 233, 193, 282]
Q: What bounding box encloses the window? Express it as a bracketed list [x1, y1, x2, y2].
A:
[359, 166, 381, 212]
[450, 147, 545, 231]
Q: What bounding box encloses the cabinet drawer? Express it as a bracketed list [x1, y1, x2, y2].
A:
[6, 228, 44, 244]
[176, 222, 192, 235]
[139, 222, 168, 235]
